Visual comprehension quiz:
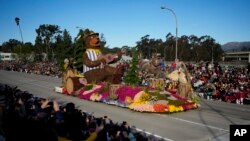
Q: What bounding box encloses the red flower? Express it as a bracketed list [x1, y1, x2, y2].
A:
[153, 104, 168, 112]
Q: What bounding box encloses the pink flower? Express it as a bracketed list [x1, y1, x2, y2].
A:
[116, 86, 142, 102]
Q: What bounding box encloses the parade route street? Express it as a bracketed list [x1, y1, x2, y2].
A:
[1, 70, 250, 141]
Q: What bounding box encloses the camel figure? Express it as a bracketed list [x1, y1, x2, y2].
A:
[167, 61, 194, 99]
[140, 54, 161, 78]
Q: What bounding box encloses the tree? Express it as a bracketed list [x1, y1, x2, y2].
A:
[55, 29, 73, 69]
[136, 35, 150, 59]
[213, 43, 224, 61]
[163, 33, 175, 61]
[188, 35, 200, 62]
[99, 33, 112, 54]
[13, 42, 34, 61]
[35, 24, 61, 61]
[15, 17, 20, 26]
[15, 17, 24, 43]
[124, 51, 140, 85]
[198, 35, 216, 61]
[178, 35, 190, 61]
[73, 29, 85, 72]
[34, 35, 46, 61]
[134, 33, 224, 62]
[0, 39, 22, 52]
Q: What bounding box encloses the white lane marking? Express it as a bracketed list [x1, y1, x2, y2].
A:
[157, 114, 229, 132]
[134, 127, 174, 141]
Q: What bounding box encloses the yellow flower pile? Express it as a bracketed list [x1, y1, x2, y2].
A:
[168, 105, 184, 113]
[128, 101, 154, 112]
[128, 92, 155, 112]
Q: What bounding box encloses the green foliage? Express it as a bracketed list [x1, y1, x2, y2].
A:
[84, 84, 94, 90]
[136, 34, 224, 62]
[109, 91, 118, 100]
[140, 93, 151, 101]
[190, 95, 201, 104]
[99, 82, 110, 94]
[54, 29, 73, 71]
[124, 52, 140, 85]
[73, 29, 85, 72]
[148, 92, 168, 100]
[168, 99, 185, 106]
[35, 24, 62, 61]
[1, 39, 22, 52]
[13, 42, 34, 61]
[74, 43, 85, 72]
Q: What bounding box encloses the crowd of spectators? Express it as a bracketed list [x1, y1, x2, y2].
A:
[186, 62, 250, 104]
[0, 83, 165, 141]
[0, 60, 61, 78]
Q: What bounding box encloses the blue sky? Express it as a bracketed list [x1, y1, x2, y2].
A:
[1, 0, 250, 48]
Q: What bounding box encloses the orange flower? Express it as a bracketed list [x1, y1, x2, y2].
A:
[153, 104, 168, 112]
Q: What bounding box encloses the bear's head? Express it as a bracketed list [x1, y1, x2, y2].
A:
[83, 29, 100, 49]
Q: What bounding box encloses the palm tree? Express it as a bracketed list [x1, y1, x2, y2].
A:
[15, 17, 24, 59]
[15, 17, 24, 43]
[15, 17, 19, 26]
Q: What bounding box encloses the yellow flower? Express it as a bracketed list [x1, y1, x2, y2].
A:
[168, 105, 184, 113]
[176, 106, 184, 112]
[168, 105, 176, 112]
[140, 92, 151, 101]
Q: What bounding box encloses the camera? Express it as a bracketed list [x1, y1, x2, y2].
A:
[48, 101, 53, 106]
[96, 118, 103, 126]
[122, 121, 127, 125]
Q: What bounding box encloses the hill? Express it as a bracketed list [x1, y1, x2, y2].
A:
[222, 41, 250, 51]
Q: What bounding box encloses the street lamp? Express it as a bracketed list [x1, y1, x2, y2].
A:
[160, 6, 178, 62]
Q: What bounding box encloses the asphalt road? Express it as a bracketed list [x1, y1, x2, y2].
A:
[1, 70, 250, 141]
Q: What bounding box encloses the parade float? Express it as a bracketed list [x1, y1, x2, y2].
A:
[55, 29, 199, 113]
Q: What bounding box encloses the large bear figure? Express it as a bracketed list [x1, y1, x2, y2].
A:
[81, 29, 124, 84]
